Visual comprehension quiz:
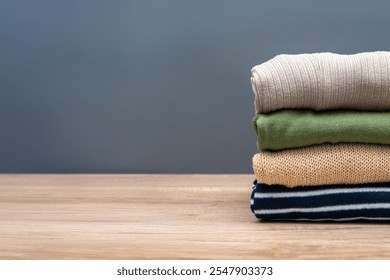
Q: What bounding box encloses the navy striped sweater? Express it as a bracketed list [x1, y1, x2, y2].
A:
[251, 181, 390, 221]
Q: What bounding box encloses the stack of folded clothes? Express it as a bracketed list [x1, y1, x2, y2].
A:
[249, 52, 390, 221]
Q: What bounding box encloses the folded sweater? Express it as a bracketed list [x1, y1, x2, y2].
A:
[251, 180, 390, 221]
[251, 52, 390, 114]
[253, 110, 390, 151]
[252, 144, 390, 187]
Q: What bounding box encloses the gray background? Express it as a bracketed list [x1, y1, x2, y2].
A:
[1, 0, 389, 173]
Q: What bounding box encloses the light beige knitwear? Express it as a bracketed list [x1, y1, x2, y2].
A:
[252, 144, 390, 187]
[251, 52, 390, 114]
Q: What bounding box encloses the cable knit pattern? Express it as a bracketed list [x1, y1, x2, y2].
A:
[252, 144, 390, 187]
[251, 52, 390, 114]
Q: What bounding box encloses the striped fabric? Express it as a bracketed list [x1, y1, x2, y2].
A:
[250, 181, 390, 221]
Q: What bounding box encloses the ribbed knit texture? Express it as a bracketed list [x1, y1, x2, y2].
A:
[252, 144, 390, 187]
[253, 110, 390, 151]
[251, 180, 390, 221]
[251, 52, 390, 114]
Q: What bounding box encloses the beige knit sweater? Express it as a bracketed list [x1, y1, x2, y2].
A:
[251, 52, 390, 114]
[252, 144, 390, 187]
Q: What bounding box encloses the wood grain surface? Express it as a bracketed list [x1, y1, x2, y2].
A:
[1, 174, 390, 259]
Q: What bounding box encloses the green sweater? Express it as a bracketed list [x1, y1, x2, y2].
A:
[253, 110, 390, 151]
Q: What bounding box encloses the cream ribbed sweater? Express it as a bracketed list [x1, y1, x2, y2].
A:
[251, 52, 390, 113]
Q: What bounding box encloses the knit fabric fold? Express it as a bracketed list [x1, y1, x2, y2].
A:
[252, 144, 390, 187]
[251, 180, 390, 221]
[251, 52, 390, 114]
[253, 110, 390, 151]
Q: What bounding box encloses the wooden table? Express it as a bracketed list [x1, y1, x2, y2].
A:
[1, 174, 389, 259]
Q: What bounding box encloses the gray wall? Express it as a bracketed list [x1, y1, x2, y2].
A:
[1, 0, 390, 173]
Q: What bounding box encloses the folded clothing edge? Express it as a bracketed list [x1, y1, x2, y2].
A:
[251, 180, 390, 221]
[252, 143, 390, 187]
[252, 110, 390, 151]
